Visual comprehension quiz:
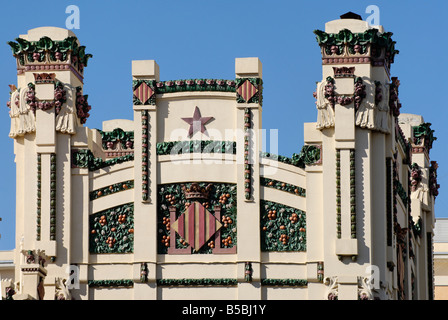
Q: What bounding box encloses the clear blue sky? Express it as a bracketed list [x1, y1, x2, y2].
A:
[0, 0, 446, 250]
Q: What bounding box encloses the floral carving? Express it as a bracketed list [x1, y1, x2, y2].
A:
[89, 203, 134, 254]
[429, 161, 440, 198]
[260, 200, 306, 252]
[75, 87, 91, 124]
[353, 77, 366, 111]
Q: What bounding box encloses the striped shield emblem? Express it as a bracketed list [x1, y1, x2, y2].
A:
[237, 79, 258, 102]
[133, 82, 154, 104]
[171, 201, 222, 251]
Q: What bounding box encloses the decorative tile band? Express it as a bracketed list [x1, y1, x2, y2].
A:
[133, 79, 236, 105]
[259, 144, 321, 169]
[36, 153, 41, 241]
[141, 110, 149, 201]
[244, 108, 252, 200]
[349, 149, 356, 239]
[261, 279, 308, 287]
[50, 153, 56, 241]
[336, 149, 341, 239]
[89, 203, 134, 254]
[157, 278, 237, 286]
[88, 279, 134, 288]
[260, 200, 306, 252]
[260, 177, 306, 197]
[89, 180, 134, 201]
[72, 149, 134, 171]
[156, 140, 236, 156]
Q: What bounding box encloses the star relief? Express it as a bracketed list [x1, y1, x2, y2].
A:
[182, 106, 214, 137]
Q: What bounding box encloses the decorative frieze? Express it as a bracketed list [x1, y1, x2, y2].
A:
[99, 128, 134, 158]
[333, 66, 355, 78]
[89, 180, 134, 201]
[157, 278, 237, 286]
[259, 144, 321, 169]
[7, 36, 92, 80]
[156, 140, 236, 156]
[88, 279, 134, 288]
[72, 149, 134, 171]
[260, 200, 306, 252]
[261, 279, 308, 287]
[313, 28, 398, 70]
[260, 177, 306, 197]
[89, 203, 134, 254]
[155, 79, 236, 94]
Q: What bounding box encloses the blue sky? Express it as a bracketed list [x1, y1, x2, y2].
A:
[0, 0, 446, 250]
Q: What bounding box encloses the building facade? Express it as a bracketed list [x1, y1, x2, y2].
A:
[0, 14, 439, 300]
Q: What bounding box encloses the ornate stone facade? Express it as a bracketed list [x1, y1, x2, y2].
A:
[0, 14, 437, 300]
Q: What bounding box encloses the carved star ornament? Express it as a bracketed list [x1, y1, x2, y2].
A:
[182, 106, 214, 137]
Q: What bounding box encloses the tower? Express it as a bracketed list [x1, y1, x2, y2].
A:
[6, 27, 97, 299]
[308, 13, 435, 299]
